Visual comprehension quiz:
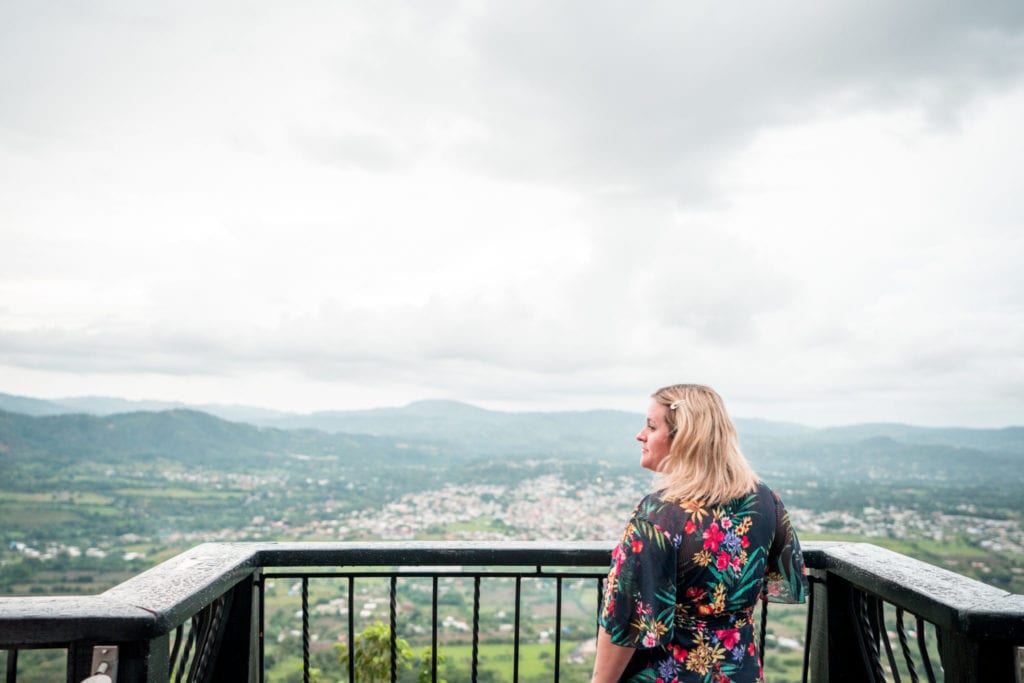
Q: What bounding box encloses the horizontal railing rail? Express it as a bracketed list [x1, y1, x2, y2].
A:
[1, 541, 1022, 682]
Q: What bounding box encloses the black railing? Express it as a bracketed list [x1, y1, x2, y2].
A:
[804, 542, 1024, 682]
[261, 560, 609, 681]
[1, 541, 1022, 682]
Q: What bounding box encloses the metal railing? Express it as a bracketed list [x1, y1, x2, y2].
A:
[1, 541, 1023, 682]
[804, 542, 1024, 682]
[261, 553, 610, 682]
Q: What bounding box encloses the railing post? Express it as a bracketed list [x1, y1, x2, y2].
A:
[937, 628, 1019, 683]
[808, 569, 875, 683]
[69, 635, 169, 683]
[208, 573, 260, 683]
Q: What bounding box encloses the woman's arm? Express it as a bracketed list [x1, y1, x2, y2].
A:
[591, 626, 634, 682]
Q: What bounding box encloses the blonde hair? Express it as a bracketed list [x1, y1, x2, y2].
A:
[651, 384, 759, 505]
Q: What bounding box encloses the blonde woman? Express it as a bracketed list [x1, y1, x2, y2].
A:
[592, 384, 807, 682]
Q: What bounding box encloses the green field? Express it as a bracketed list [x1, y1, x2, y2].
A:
[115, 487, 242, 499]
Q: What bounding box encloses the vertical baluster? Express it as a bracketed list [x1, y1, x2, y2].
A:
[389, 575, 397, 683]
[302, 578, 310, 683]
[472, 576, 481, 683]
[6, 648, 16, 683]
[258, 576, 266, 683]
[895, 608, 919, 683]
[347, 576, 355, 683]
[554, 577, 563, 683]
[175, 616, 197, 683]
[867, 595, 887, 683]
[431, 576, 439, 681]
[195, 596, 228, 681]
[915, 616, 936, 683]
[801, 577, 816, 683]
[849, 590, 883, 683]
[168, 623, 184, 680]
[513, 576, 521, 683]
[875, 600, 902, 683]
[758, 597, 768, 659]
[191, 606, 216, 682]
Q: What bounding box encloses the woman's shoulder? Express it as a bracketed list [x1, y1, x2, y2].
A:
[712, 480, 779, 514]
[746, 479, 781, 500]
[747, 480, 790, 516]
[633, 491, 667, 516]
[632, 491, 694, 528]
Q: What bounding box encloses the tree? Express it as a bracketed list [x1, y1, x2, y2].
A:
[412, 647, 446, 683]
[334, 622, 446, 683]
[335, 621, 413, 682]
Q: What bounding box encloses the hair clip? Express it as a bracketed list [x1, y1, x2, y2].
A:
[669, 400, 684, 410]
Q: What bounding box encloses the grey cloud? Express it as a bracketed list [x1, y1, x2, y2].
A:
[638, 226, 799, 345]
[296, 131, 409, 172]
[0, 276, 644, 385]
[284, 293, 640, 376]
[454, 1, 1024, 196]
[9, 1, 1021, 199]
[0, 327, 225, 375]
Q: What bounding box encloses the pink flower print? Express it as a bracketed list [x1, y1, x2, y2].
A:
[716, 627, 741, 650]
[611, 545, 626, 574]
[684, 519, 697, 534]
[703, 523, 725, 551]
[720, 517, 732, 529]
[643, 631, 659, 647]
[631, 539, 644, 554]
[716, 551, 730, 571]
[668, 643, 688, 661]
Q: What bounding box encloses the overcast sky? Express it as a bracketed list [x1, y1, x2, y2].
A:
[1, 1, 1022, 427]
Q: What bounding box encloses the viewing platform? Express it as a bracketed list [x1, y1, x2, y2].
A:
[2, 541, 1023, 682]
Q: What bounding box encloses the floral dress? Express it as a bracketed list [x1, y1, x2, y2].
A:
[599, 481, 807, 682]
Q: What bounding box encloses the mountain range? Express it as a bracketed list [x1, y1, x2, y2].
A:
[1, 392, 1022, 478]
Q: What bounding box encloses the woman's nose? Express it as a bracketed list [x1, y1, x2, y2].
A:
[636, 430, 645, 442]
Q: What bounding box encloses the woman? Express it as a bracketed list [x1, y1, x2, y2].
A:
[592, 384, 807, 683]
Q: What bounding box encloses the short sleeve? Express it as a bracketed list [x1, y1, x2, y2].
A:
[763, 489, 808, 604]
[599, 499, 678, 648]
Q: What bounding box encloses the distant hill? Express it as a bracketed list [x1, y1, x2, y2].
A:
[0, 392, 74, 416]
[810, 423, 1024, 454]
[0, 392, 1020, 479]
[252, 399, 643, 459]
[0, 392, 293, 423]
[0, 392, 833, 450]
[0, 409, 440, 470]
[0, 395, 833, 469]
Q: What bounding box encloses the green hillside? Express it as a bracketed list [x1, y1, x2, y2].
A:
[0, 409, 440, 471]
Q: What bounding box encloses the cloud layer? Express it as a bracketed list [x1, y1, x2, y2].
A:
[1, 1, 1022, 426]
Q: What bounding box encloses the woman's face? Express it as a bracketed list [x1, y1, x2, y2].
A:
[637, 399, 672, 472]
